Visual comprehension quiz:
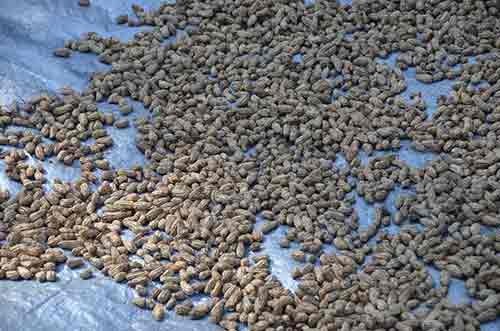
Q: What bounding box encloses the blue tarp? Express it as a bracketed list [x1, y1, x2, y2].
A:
[0, 1, 219, 330]
[0, 1, 498, 331]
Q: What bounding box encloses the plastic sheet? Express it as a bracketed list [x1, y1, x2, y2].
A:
[0, 1, 219, 330]
[0, 1, 499, 331]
